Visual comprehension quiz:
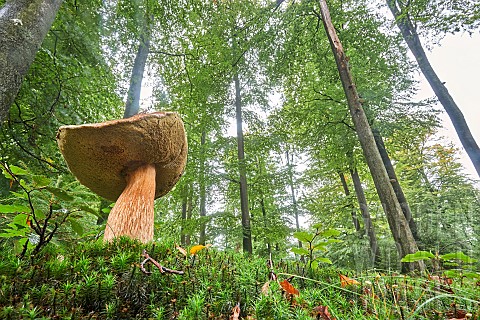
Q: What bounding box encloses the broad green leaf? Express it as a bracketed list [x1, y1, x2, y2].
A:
[311, 223, 322, 230]
[8, 165, 29, 176]
[315, 257, 333, 264]
[291, 247, 309, 256]
[32, 175, 51, 188]
[0, 204, 31, 213]
[312, 243, 327, 252]
[46, 187, 74, 201]
[293, 231, 314, 243]
[321, 229, 341, 238]
[440, 252, 477, 264]
[68, 218, 84, 236]
[12, 214, 30, 227]
[310, 260, 319, 270]
[401, 251, 435, 262]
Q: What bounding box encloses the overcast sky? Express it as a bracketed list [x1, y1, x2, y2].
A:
[415, 33, 480, 180]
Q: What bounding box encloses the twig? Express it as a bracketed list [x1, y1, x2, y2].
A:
[140, 249, 184, 275]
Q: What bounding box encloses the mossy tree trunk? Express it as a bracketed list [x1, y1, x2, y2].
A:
[0, 0, 63, 123]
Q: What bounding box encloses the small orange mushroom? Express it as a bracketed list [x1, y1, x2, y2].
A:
[56, 112, 187, 243]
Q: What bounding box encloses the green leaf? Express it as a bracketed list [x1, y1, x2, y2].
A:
[440, 252, 477, 264]
[401, 251, 435, 262]
[293, 231, 314, 243]
[314, 257, 333, 264]
[12, 214, 30, 227]
[46, 187, 74, 201]
[0, 204, 31, 213]
[310, 260, 319, 270]
[311, 223, 322, 230]
[68, 218, 84, 236]
[8, 165, 29, 176]
[291, 247, 309, 256]
[312, 243, 327, 252]
[32, 175, 51, 188]
[321, 229, 341, 238]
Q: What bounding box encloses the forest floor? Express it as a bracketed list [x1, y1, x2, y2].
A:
[0, 238, 479, 319]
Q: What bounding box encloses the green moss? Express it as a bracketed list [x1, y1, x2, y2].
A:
[1, 237, 479, 319]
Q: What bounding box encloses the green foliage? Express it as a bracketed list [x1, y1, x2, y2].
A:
[292, 224, 342, 271]
[0, 162, 99, 257]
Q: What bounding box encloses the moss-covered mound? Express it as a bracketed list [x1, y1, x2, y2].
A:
[1, 238, 479, 319]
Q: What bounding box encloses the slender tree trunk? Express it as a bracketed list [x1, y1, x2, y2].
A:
[319, 0, 423, 272]
[338, 171, 361, 233]
[234, 71, 253, 254]
[0, 0, 63, 123]
[286, 150, 302, 248]
[185, 194, 193, 246]
[180, 193, 187, 246]
[199, 131, 207, 245]
[259, 195, 272, 255]
[373, 128, 421, 246]
[350, 168, 381, 265]
[386, 0, 480, 178]
[123, 32, 150, 118]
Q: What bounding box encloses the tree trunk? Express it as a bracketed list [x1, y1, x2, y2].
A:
[180, 193, 187, 246]
[185, 194, 193, 246]
[286, 150, 302, 248]
[386, 0, 480, 178]
[373, 128, 421, 246]
[259, 195, 272, 255]
[350, 168, 381, 265]
[199, 131, 207, 245]
[123, 32, 150, 118]
[318, 0, 423, 272]
[234, 71, 253, 254]
[0, 0, 63, 123]
[338, 171, 361, 233]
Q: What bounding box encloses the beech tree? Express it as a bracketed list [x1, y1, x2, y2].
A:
[0, 0, 63, 123]
[386, 0, 480, 178]
[318, 0, 423, 271]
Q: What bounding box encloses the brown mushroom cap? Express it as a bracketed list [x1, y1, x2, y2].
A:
[56, 112, 187, 201]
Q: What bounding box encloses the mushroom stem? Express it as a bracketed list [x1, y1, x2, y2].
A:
[103, 164, 156, 243]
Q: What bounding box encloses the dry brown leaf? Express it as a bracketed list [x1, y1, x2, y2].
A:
[261, 281, 270, 295]
[339, 274, 360, 287]
[279, 279, 299, 296]
[313, 305, 336, 320]
[175, 244, 187, 256]
[229, 303, 240, 320]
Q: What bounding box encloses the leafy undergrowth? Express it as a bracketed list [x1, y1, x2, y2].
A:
[0, 238, 479, 319]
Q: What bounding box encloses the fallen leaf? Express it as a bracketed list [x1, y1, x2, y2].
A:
[261, 281, 270, 295]
[279, 279, 299, 296]
[313, 305, 335, 320]
[229, 303, 240, 320]
[339, 274, 360, 287]
[176, 244, 187, 256]
[190, 244, 206, 255]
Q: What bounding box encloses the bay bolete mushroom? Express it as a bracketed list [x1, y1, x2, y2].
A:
[56, 112, 187, 243]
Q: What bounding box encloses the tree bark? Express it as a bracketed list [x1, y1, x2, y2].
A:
[234, 71, 253, 254]
[318, 0, 423, 272]
[123, 32, 150, 118]
[0, 0, 63, 123]
[338, 171, 361, 233]
[386, 0, 480, 178]
[286, 150, 302, 248]
[180, 193, 188, 246]
[199, 131, 207, 245]
[350, 168, 381, 265]
[373, 128, 421, 246]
